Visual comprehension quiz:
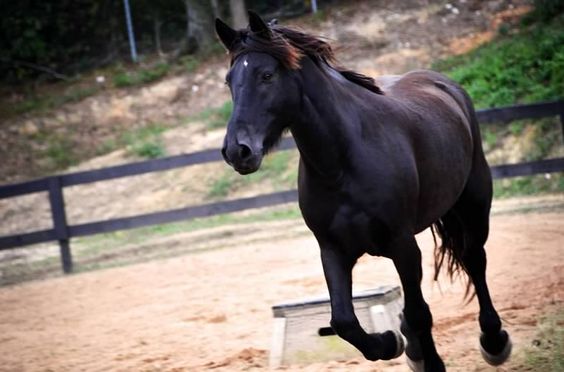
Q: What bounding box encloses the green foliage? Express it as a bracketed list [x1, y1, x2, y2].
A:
[134, 142, 166, 159]
[76, 204, 302, 256]
[0, 1, 121, 81]
[207, 150, 298, 199]
[0, 1, 193, 82]
[3, 86, 100, 117]
[44, 134, 79, 170]
[181, 56, 200, 73]
[494, 173, 564, 198]
[122, 123, 167, 159]
[207, 176, 233, 199]
[433, 14, 564, 109]
[520, 309, 564, 371]
[435, 14, 564, 198]
[113, 63, 170, 88]
[482, 127, 499, 151]
[193, 101, 233, 130]
[531, 0, 564, 21]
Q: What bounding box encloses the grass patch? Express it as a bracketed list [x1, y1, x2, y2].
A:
[113, 62, 170, 88]
[493, 173, 564, 198]
[433, 13, 564, 109]
[45, 136, 79, 169]
[0, 205, 303, 286]
[3, 85, 100, 117]
[207, 150, 298, 199]
[435, 12, 564, 198]
[75, 204, 302, 252]
[180, 55, 200, 73]
[122, 123, 167, 159]
[190, 101, 233, 130]
[519, 308, 564, 371]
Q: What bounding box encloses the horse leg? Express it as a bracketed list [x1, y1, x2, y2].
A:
[451, 170, 512, 365]
[392, 235, 445, 372]
[320, 246, 404, 361]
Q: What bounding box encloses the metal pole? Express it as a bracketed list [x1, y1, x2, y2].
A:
[311, 0, 318, 13]
[560, 112, 564, 144]
[123, 0, 138, 63]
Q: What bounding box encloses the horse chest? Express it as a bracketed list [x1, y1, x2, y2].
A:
[325, 203, 384, 256]
[310, 198, 386, 256]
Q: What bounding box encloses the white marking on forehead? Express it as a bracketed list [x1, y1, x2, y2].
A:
[243, 59, 249, 67]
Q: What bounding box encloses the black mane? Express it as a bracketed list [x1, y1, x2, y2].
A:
[230, 25, 384, 95]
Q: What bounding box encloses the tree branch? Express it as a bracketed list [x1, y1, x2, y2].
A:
[0, 58, 70, 81]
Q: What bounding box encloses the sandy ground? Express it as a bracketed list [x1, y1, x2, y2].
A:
[0, 209, 562, 372]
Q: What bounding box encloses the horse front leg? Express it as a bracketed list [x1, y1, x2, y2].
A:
[392, 235, 445, 372]
[320, 246, 404, 361]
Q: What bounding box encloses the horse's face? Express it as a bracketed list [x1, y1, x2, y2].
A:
[215, 13, 300, 175]
[222, 52, 299, 174]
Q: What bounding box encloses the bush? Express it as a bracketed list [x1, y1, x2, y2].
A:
[433, 14, 564, 108]
[533, 0, 564, 21]
[113, 63, 170, 88]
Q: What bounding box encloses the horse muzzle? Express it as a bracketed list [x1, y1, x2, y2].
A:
[221, 141, 263, 175]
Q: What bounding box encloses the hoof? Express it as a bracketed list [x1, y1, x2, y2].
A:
[406, 356, 424, 372]
[380, 330, 405, 360]
[392, 330, 406, 359]
[480, 330, 512, 366]
[400, 313, 423, 361]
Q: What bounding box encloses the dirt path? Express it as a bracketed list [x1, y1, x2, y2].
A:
[0, 210, 562, 372]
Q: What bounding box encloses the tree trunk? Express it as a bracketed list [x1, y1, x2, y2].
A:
[229, 0, 247, 29]
[210, 0, 220, 19]
[153, 13, 164, 57]
[186, 0, 214, 51]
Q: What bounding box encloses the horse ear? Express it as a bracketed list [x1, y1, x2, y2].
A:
[248, 10, 271, 39]
[215, 18, 238, 50]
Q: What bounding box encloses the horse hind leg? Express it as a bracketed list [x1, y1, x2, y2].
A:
[435, 165, 512, 366]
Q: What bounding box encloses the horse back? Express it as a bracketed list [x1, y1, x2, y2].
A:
[377, 70, 482, 230]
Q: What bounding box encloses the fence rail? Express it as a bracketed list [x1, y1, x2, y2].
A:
[1, 100, 563, 273]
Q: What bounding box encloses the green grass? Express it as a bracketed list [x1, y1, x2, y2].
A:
[180, 55, 200, 73]
[435, 12, 564, 198]
[190, 101, 233, 130]
[207, 150, 298, 199]
[519, 309, 564, 371]
[0, 205, 303, 286]
[45, 135, 79, 169]
[67, 204, 302, 271]
[494, 173, 564, 198]
[122, 123, 167, 159]
[113, 62, 170, 88]
[433, 13, 564, 109]
[3, 85, 100, 117]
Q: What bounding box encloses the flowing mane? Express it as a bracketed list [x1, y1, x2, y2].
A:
[229, 25, 384, 95]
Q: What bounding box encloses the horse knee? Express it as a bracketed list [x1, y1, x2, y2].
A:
[330, 316, 360, 340]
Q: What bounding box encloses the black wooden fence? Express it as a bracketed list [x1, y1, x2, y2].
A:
[1, 100, 563, 274]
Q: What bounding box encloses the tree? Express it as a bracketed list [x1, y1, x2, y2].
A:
[229, 0, 248, 29]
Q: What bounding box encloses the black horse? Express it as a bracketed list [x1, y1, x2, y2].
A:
[215, 12, 512, 371]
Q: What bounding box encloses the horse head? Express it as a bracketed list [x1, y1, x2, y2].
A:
[215, 11, 301, 175]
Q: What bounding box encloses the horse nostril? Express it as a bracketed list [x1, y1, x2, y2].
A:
[238, 143, 252, 160]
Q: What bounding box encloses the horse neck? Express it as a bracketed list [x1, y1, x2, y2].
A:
[290, 59, 366, 181]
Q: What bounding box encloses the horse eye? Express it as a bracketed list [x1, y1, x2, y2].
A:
[262, 72, 273, 81]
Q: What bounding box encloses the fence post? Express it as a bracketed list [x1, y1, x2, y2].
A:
[48, 176, 73, 273]
[560, 112, 564, 143]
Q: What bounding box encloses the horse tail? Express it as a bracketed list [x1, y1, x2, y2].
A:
[431, 211, 474, 300]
